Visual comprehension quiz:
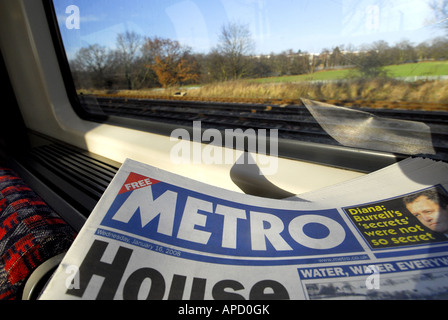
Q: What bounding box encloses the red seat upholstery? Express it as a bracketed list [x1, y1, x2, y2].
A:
[0, 166, 76, 299]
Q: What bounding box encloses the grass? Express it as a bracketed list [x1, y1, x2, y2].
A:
[80, 61, 448, 110]
[249, 60, 448, 84]
[385, 61, 448, 77]
[190, 79, 448, 105]
[85, 78, 448, 110]
[249, 69, 352, 84]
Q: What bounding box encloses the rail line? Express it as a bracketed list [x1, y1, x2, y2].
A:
[90, 93, 448, 112]
[80, 95, 448, 158]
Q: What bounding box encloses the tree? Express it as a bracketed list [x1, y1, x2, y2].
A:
[329, 47, 343, 67]
[416, 41, 431, 61]
[151, 56, 199, 88]
[370, 40, 393, 65]
[203, 48, 228, 82]
[143, 37, 199, 88]
[116, 31, 142, 90]
[72, 44, 115, 88]
[430, 0, 448, 32]
[319, 48, 331, 69]
[249, 55, 273, 78]
[215, 22, 255, 80]
[290, 52, 312, 75]
[272, 51, 291, 76]
[429, 36, 448, 59]
[355, 50, 388, 78]
[395, 40, 417, 63]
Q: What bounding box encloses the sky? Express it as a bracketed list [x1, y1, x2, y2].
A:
[54, 0, 447, 59]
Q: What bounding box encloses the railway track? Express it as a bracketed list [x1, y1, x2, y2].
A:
[80, 95, 448, 159]
[90, 93, 448, 112]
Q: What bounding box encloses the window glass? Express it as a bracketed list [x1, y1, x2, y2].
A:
[52, 0, 448, 160]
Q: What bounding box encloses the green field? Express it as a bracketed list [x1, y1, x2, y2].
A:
[250, 60, 448, 84]
[385, 61, 448, 77]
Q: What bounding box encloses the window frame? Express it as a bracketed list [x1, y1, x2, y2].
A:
[42, 0, 406, 173]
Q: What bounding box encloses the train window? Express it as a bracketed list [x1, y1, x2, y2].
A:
[48, 0, 448, 163]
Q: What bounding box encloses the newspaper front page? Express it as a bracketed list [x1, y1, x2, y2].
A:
[40, 157, 448, 300]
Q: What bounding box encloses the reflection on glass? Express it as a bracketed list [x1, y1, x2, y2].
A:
[53, 0, 447, 105]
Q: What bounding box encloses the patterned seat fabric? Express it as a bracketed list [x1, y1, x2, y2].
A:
[0, 166, 76, 299]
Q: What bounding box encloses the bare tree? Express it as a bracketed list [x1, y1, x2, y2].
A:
[215, 22, 255, 80]
[428, 36, 448, 59]
[429, 0, 448, 32]
[72, 44, 114, 88]
[395, 39, 417, 63]
[116, 31, 142, 90]
[203, 48, 228, 82]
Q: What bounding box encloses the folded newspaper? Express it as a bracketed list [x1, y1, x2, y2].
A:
[40, 157, 448, 300]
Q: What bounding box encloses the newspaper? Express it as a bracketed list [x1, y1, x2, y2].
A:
[39, 157, 448, 300]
